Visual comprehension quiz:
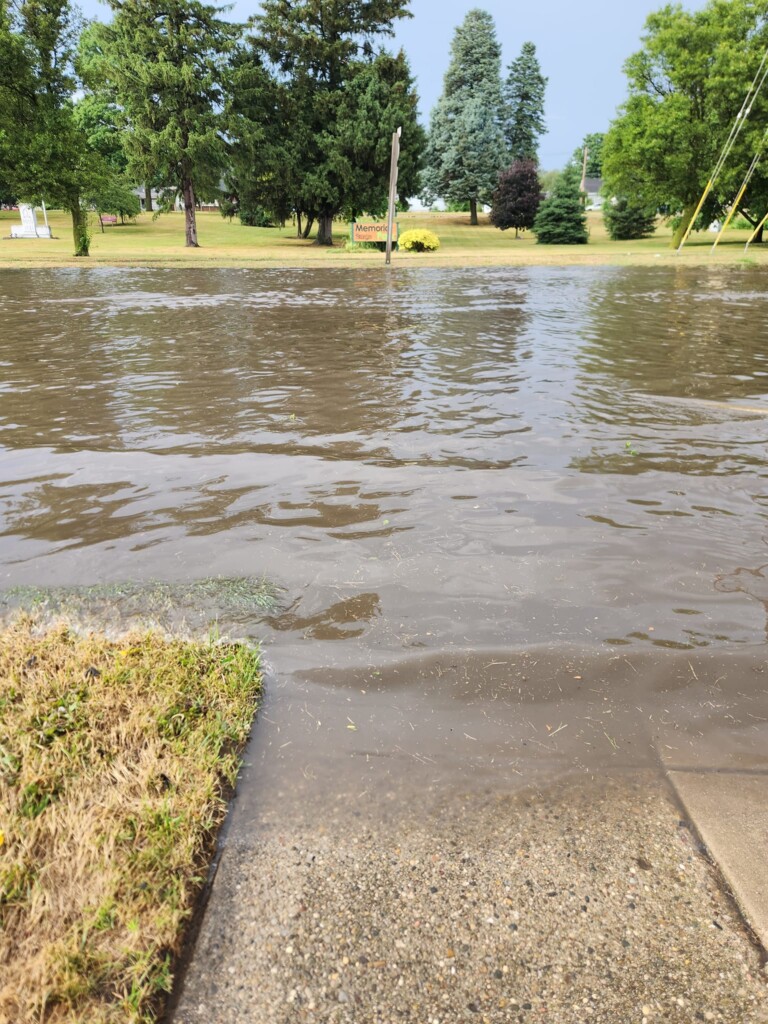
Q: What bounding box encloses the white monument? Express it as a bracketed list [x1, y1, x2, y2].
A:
[10, 203, 53, 239]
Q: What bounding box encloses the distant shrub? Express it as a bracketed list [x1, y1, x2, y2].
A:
[603, 196, 657, 240]
[399, 229, 440, 252]
[239, 201, 274, 227]
[220, 196, 239, 222]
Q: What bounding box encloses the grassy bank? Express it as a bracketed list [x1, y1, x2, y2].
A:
[0, 619, 262, 1023]
[1, 208, 766, 269]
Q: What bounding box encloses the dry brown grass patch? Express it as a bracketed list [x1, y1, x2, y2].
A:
[0, 618, 262, 1023]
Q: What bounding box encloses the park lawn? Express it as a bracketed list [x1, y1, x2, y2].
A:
[1, 208, 766, 269]
[0, 619, 262, 1024]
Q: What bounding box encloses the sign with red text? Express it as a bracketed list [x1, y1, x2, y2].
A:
[352, 221, 398, 242]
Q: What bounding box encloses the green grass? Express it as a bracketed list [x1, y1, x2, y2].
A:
[2, 208, 766, 268]
[0, 619, 263, 1023]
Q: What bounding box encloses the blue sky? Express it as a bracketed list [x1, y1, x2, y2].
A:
[78, 0, 705, 170]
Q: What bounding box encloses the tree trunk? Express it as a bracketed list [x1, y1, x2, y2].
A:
[99, 214, 105, 234]
[470, 198, 478, 226]
[671, 202, 697, 249]
[145, 184, 153, 213]
[515, 226, 519, 239]
[71, 202, 90, 257]
[756, 224, 764, 244]
[183, 178, 199, 247]
[315, 210, 335, 246]
[302, 216, 314, 239]
[296, 211, 302, 238]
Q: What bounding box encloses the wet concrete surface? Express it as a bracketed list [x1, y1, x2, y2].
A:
[169, 645, 768, 1021]
[173, 773, 768, 1024]
[238, 645, 768, 804]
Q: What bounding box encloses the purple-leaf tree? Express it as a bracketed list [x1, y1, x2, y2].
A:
[490, 160, 544, 238]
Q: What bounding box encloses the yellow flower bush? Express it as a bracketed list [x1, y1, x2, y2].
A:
[399, 229, 440, 252]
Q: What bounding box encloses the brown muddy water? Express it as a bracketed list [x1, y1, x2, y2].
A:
[2, 266, 768, 816]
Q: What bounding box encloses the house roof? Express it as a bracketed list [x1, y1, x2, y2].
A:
[583, 177, 603, 194]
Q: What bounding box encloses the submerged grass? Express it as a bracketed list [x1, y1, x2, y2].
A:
[0, 577, 280, 636]
[0, 617, 263, 1023]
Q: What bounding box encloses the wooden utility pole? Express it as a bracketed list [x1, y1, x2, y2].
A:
[385, 126, 402, 266]
[580, 146, 589, 195]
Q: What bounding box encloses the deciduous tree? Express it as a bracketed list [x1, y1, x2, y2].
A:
[490, 159, 543, 236]
[573, 132, 605, 178]
[603, 0, 768, 248]
[87, 175, 141, 225]
[0, 0, 101, 255]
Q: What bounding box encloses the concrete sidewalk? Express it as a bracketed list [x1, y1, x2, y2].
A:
[667, 771, 768, 952]
[172, 773, 768, 1024]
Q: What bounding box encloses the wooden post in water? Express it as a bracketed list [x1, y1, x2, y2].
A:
[385, 127, 402, 266]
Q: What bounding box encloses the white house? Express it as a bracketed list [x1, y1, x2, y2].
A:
[581, 176, 604, 210]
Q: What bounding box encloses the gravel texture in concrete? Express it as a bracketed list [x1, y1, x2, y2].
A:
[174, 774, 768, 1024]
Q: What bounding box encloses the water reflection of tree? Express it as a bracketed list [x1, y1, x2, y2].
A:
[0, 273, 126, 451]
[264, 591, 381, 640]
[575, 268, 768, 403]
[1, 268, 534, 463]
[378, 269, 532, 462]
[568, 268, 768, 477]
[0, 268, 538, 556]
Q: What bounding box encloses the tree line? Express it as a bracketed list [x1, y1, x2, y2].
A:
[487, 0, 768, 248]
[4, 0, 765, 255]
[476, 0, 768, 248]
[0, 0, 427, 254]
[0, 0, 549, 255]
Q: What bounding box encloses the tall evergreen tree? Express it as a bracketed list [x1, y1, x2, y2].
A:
[335, 50, 425, 219]
[226, 54, 306, 231]
[503, 42, 547, 163]
[425, 8, 506, 224]
[490, 159, 543, 237]
[77, 20, 161, 211]
[532, 162, 588, 244]
[252, 0, 418, 246]
[99, 0, 237, 247]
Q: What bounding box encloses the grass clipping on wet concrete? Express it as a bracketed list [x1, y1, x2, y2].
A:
[0, 618, 262, 1023]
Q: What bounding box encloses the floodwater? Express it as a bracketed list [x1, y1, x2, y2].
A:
[2, 266, 768, 812]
